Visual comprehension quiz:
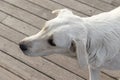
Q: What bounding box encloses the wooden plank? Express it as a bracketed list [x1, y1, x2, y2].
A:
[0, 51, 53, 80]
[51, 0, 102, 16]
[103, 70, 120, 79]
[46, 55, 115, 80]
[4, 0, 55, 20]
[2, 16, 39, 36]
[0, 0, 85, 32]
[108, 0, 120, 7]
[76, 0, 115, 11]
[0, 23, 26, 43]
[100, 0, 120, 7]
[0, 1, 45, 29]
[0, 66, 23, 80]
[0, 11, 8, 22]
[27, 0, 86, 17]
[100, 0, 113, 4]
[27, 0, 64, 10]
[1, 15, 115, 80]
[0, 36, 84, 80]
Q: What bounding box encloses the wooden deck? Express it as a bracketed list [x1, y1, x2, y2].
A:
[0, 0, 120, 80]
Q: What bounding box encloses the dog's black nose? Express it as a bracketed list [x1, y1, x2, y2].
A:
[19, 43, 28, 51]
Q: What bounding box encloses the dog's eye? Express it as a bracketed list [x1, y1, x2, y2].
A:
[48, 37, 56, 46]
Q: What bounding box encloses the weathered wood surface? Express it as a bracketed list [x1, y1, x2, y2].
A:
[0, 0, 119, 80]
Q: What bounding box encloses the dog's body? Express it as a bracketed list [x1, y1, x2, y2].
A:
[19, 7, 120, 80]
[84, 7, 120, 70]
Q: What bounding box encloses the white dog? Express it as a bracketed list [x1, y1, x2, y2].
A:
[19, 7, 120, 80]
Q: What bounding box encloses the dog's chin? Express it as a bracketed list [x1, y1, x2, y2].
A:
[21, 50, 35, 57]
[22, 51, 53, 57]
[22, 51, 33, 57]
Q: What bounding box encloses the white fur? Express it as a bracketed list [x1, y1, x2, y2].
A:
[20, 8, 120, 80]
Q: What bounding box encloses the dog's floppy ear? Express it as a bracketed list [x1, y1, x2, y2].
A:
[52, 9, 61, 14]
[75, 39, 88, 69]
[52, 8, 73, 16]
[70, 29, 88, 69]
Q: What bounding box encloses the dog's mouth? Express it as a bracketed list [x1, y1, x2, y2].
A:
[21, 48, 69, 57]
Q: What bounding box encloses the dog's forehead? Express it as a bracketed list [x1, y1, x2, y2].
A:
[40, 19, 62, 37]
[45, 18, 66, 31]
[40, 20, 69, 39]
[41, 9, 81, 36]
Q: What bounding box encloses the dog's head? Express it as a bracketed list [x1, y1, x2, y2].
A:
[19, 9, 88, 68]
